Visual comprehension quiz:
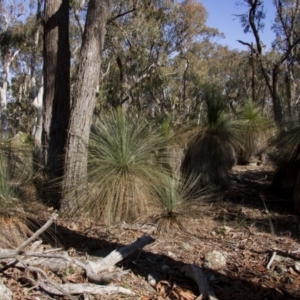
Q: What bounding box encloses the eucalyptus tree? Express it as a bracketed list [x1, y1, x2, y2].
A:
[238, 0, 300, 125]
[0, 1, 44, 143]
[101, 0, 175, 109]
[60, 0, 110, 212]
[42, 0, 70, 206]
[0, 1, 27, 138]
[9, 14, 43, 137]
[272, 0, 300, 121]
[166, 0, 221, 114]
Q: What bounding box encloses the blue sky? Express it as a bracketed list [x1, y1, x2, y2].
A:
[198, 0, 276, 51]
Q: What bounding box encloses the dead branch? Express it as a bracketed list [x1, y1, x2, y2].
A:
[23, 251, 130, 284]
[22, 234, 155, 283]
[39, 281, 134, 296]
[19, 259, 74, 299]
[1, 234, 154, 285]
[89, 235, 155, 273]
[182, 264, 219, 300]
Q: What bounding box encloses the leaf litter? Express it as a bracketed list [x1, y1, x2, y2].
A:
[1, 164, 300, 300]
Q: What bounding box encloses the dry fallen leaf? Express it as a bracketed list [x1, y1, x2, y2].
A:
[64, 271, 86, 283]
[172, 283, 196, 300]
[156, 280, 171, 298]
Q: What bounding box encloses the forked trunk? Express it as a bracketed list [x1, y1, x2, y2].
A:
[60, 0, 109, 212]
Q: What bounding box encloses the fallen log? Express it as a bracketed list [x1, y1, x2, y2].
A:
[88, 235, 155, 273]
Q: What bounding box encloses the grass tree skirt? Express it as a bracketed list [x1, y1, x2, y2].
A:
[272, 141, 300, 207]
[182, 133, 236, 190]
[82, 171, 161, 224]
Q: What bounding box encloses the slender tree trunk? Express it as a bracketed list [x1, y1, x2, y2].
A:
[181, 56, 189, 114]
[250, 43, 256, 103]
[60, 0, 109, 212]
[285, 62, 297, 121]
[292, 143, 300, 214]
[43, 0, 70, 205]
[31, 0, 43, 159]
[0, 50, 20, 138]
[0, 69, 9, 139]
[33, 85, 44, 159]
[271, 66, 283, 124]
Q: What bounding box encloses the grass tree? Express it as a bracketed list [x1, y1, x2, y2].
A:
[272, 123, 300, 213]
[144, 173, 216, 233]
[235, 101, 275, 165]
[182, 85, 239, 190]
[79, 108, 169, 224]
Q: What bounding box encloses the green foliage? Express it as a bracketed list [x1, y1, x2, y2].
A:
[204, 86, 227, 129]
[146, 173, 215, 233]
[235, 101, 275, 164]
[81, 108, 169, 224]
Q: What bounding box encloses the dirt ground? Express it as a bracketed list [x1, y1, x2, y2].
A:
[2, 163, 300, 300]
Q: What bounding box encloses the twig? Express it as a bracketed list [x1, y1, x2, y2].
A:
[266, 251, 277, 270]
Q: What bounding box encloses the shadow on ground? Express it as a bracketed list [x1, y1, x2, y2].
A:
[40, 220, 300, 300]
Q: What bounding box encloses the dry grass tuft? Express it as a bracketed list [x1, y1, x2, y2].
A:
[0, 145, 42, 248]
[0, 211, 33, 249]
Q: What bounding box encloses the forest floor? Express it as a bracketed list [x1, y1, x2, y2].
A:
[2, 163, 300, 300]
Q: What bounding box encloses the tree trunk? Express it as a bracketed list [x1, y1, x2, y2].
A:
[0, 51, 20, 138]
[285, 62, 297, 121]
[43, 0, 70, 205]
[0, 71, 8, 139]
[271, 66, 283, 125]
[250, 44, 256, 103]
[60, 0, 109, 212]
[33, 85, 44, 159]
[31, 1, 43, 160]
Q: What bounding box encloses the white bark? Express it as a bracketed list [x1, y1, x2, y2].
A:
[38, 282, 134, 297]
[0, 49, 20, 138]
[32, 84, 44, 156]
